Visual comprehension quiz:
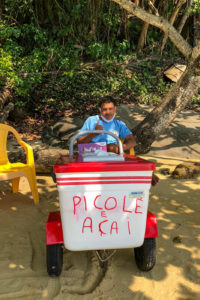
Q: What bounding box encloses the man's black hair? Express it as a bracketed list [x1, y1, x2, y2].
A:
[99, 96, 117, 107]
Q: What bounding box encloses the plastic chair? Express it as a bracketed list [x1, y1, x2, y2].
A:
[0, 124, 39, 204]
[129, 146, 135, 156]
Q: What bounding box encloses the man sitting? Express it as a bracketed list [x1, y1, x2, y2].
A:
[78, 96, 159, 186]
[77, 96, 136, 153]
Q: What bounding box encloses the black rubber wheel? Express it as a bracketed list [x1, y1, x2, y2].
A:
[46, 244, 63, 276]
[134, 238, 156, 271]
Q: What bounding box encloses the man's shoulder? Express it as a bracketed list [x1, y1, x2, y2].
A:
[85, 115, 98, 122]
[114, 119, 127, 127]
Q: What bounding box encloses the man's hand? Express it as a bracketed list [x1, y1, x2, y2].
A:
[107, 143, 118, 153]
[95, 120, 103, 131]
[77, 120, 103, 144]
[124, 134, 136, 151]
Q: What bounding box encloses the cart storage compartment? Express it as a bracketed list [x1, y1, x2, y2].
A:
[54, 156, 155, 251]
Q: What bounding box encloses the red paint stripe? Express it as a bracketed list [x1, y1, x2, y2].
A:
[54, 157, 155, 173]
[57, 176, 152, 181]
[57, 180, 151, 186]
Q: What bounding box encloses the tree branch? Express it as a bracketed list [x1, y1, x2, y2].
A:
[191, 42, 200, 62]
[111, 0, 192, 59]
[0, 102, 14, 123]
[147, 0, 159, 16]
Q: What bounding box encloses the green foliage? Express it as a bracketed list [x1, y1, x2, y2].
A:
[86, 40, 130, 60]
[0, 13, 174, 117]
[146, 26, 160, 45]
[188, 0, 200, 14]
[191, 93, 200, 108]
[3, 0, 36, 24]
[0, 21, 81, 98]
[0, 15, 134, 101]
[23, 55, 173, 121]
[0, 48, 18, 86]
[0, 0, 193, 119]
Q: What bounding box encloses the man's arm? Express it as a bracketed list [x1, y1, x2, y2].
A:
[77, 120, 103, 144]
[77, 133, 98, 144]
[107, 134, 136, 153]
[123, 134, 136, 151]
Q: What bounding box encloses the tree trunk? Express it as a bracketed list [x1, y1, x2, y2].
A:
[133, 50, 200, 154]
[160, 0, 186, 54]
[0, 83, 12, 110]
[8, 146, 69, 173]
[136, 0, 156, 51]
[0, 102, 14, 123]
[111, 0, 200, 153]
[34, 148, 69, 173]
[136, 22, 150, 51]
[177, 0, 193, 34]
[194, 13, 200, 46]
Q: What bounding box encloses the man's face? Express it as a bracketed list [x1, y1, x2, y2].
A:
[100, 102, 116, 120]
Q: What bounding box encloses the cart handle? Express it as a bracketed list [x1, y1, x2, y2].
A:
[69, 130, 123, 160]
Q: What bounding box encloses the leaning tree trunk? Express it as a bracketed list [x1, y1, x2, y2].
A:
[133, 50, 200, 154]
[110, 0, 199, 153]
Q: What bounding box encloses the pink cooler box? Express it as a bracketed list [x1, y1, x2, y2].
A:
[53, 155, 155, 251]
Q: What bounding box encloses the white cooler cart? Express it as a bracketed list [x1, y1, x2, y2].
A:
[46, 130, 158, 276]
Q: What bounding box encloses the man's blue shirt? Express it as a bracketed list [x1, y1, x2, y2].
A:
[79, 115, 132, 144]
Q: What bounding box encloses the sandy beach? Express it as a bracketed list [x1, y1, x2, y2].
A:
[0, 108, 200, 300]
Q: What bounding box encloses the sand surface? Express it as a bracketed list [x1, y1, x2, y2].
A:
[0, 108, 200, 300]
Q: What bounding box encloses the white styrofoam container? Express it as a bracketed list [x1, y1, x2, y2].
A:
[55, 157, 154, 251]
[81, 150, 125, 162]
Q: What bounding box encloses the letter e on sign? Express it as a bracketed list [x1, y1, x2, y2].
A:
[135, 197, 143, 214]
[101, 211, 107, 218]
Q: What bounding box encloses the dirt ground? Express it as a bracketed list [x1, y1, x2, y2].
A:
[0, 108, 200, 300]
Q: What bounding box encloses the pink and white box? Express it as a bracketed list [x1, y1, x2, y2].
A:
[78, 142, 107, 157]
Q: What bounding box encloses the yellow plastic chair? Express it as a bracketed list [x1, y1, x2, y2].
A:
[129, 146, 135, 156]
[0, 124, 39, 204]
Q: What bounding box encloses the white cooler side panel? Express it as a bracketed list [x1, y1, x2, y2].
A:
[56, 171, 152, 251]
